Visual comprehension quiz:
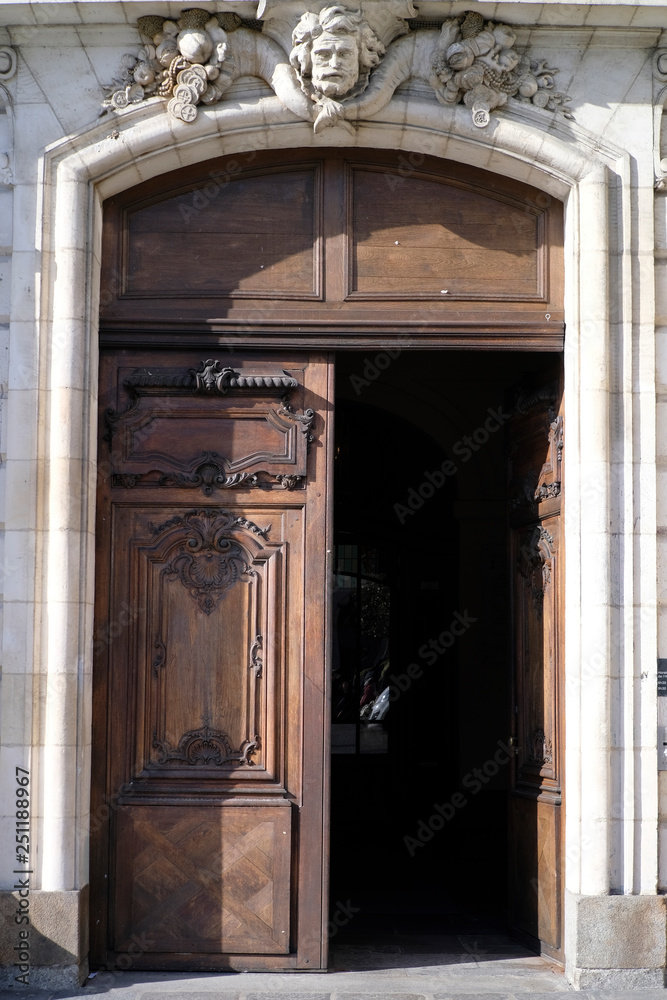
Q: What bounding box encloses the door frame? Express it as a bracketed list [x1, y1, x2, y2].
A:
[27, 105, 654, 986]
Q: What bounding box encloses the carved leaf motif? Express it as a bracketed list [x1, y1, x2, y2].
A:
[156, 452, 259, 493]
[191, 360, 238, 393]
[150, 508, 270, 539]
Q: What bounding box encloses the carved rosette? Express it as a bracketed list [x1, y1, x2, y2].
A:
[103, 6, 573, 130]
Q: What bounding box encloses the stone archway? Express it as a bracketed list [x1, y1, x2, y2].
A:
[26, 82, 656, 983]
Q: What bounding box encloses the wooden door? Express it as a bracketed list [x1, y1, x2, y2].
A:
[507, 371, 564, 960]
[91, 349, 333, 971]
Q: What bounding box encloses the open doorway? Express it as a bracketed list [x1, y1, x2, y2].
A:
[329, 350, 563, 954]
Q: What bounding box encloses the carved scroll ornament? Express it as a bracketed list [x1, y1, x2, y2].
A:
[105, 361, 312, 491]
[161, 509, 254, 615]
[103, 5, 573, 130]
[517, 524, 555, 619]
[525, 726, 553, 767]
[153, 724, 259, 766]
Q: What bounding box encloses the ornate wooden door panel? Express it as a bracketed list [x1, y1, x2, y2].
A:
[91, 350, 331, 971]
[508, 375, 564, 960]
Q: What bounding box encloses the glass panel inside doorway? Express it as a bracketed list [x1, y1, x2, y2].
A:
[332, 543, 393, 755]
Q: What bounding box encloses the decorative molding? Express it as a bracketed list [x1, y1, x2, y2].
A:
[518, 524, 555, 618]
[152, 723, 259, 766]
[654, 48, 667, 84]
[0, 47, 17, 82]
[234, 517, 271, 539]
[654, 52, 667, 189]
[123, 361, 299, 399]
[534, 413, 563, 501]
[152, 635, 166, 677]
[525, 725, 553, 766]
[112, 452, 259, 493]
[509, 387, 562, 507]
[150, 507, 270, 540]
[0, 152, 13, 186]
[162, 509, 254, 614]
[112, 452, 311, 493]
[275, 474, 304, 490]
[513, 382, 558, 415]
[277, 402, 315, 444]
[102, 6, 573, 130]
[249, 634, 263, 679]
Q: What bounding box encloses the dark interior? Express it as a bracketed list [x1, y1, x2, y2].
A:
[329, 350, 558, 946]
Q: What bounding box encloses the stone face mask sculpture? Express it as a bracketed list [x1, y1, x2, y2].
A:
[102, 5, 573, 130]
[290, 5, 385, 102]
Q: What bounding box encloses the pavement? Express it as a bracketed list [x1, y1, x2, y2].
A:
[1, 932, 666, 1000]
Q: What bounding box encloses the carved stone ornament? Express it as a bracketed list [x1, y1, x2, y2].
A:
[0, 153, 12, 187]
[654, 50, 667, 190]
[102, 6, 573, 130]
[153, 723, 259, 766]
[0, 47, 17, 82]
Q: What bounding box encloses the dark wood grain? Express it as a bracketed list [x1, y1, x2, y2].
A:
[99, 149, 563, 344]
[91, 349, 331, 971]
[350, 164, 543, 299]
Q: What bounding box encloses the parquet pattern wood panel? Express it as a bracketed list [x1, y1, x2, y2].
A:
[115, 806, 291, 955]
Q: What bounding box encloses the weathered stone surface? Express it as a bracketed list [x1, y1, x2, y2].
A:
[0, 887, 88, 986]
[566, 891, 667, 970]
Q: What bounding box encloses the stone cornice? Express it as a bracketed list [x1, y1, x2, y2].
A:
[3, 1, 667, 31]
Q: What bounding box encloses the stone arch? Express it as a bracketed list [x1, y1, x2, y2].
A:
[29, 97, 651, 979]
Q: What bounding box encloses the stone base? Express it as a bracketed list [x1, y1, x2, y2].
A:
[570, 966, 665, 988]
[0, 886, 89, 988]
[565, 890, 667, 989]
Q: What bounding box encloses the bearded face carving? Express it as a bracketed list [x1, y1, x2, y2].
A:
[290, 5, 385, 103]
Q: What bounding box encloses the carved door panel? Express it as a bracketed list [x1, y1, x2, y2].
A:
[91, 349, 332, 971]
[507, 373, 564, 961]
